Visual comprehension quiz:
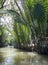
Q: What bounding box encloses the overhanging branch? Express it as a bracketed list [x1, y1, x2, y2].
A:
[0, 0, 6, 9]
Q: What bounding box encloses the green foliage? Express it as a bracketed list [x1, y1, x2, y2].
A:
[0, 0, 48, 47]
[0, 0, 3, 8]
[13, 22, 30, 46]
[33, 3, 45, 21]
[7, 0, 48, 45]
[0, 25, 5, 47]
[7, 10, 26, 25]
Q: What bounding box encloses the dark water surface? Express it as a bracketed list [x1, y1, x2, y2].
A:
[0, 47, 48, 65]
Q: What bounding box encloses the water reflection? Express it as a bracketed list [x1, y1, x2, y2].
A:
[32, 55, 48, 65]
[0, 53, 4, 63]
[0, 47, 48, 65]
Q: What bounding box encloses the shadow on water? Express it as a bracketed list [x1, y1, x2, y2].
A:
[0, 47, 48, 65]
[0, 52, 5, 63]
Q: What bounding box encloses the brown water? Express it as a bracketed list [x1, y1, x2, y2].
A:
[0, 47, 48, 65]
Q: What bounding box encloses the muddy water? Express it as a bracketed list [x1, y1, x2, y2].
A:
[0, 47, 48, 65]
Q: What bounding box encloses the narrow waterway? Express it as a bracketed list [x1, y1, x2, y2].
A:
[0, 47, 48, 65]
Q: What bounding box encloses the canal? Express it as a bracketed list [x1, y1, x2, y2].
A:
[0, 47, 48, 65]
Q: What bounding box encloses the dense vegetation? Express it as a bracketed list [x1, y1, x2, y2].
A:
[0, 0, 48, 54]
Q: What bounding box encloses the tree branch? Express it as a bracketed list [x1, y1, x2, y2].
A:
[0, 0, 6, 9]
[14, 0, 28, 24]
